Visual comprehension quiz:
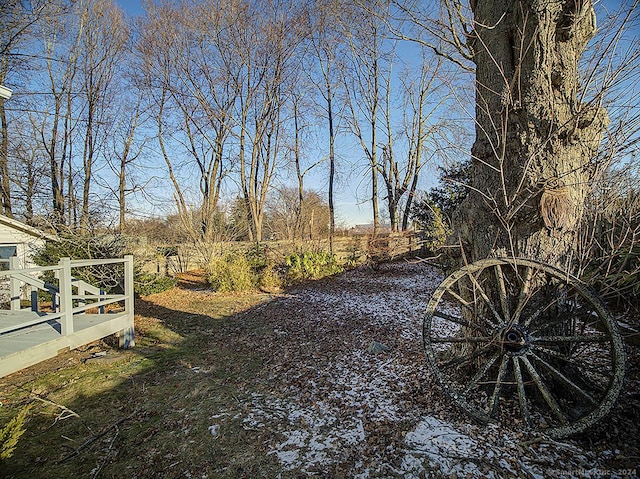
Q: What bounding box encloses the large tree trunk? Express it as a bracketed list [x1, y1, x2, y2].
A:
[457, 0, 608, 269]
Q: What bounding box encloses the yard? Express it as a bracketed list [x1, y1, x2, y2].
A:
[1, 262, 639, 478]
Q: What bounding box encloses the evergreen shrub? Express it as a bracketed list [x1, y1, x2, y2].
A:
[285, 252, 343, 282]
[1, 405, 30, 461]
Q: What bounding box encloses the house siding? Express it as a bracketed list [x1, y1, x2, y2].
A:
[0, 216, 53, 270]
[0, 229, 45, 269]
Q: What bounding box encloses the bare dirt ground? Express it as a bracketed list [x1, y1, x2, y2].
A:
[2, 261, 639, 478]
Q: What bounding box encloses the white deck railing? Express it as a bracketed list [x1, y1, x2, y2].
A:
[0, 255, 134, 345]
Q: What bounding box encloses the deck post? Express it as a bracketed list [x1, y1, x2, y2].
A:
[9, 256, 20, 311]
[118, 255, 135, 348]
[58, 257, 74, 336]
[31, 289, 39, 312]
[77, 280, 85, 311]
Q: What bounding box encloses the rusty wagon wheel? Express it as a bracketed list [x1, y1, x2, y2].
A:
[424, 257, 626, 438]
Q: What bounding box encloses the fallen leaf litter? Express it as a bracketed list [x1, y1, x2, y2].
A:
[208, 262, 639, 478]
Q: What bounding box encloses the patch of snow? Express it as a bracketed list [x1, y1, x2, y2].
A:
[275, 449, 299, 466]
[278, 263, 437, 345]
[325, 349, 412, 422]
[244, 393, 367, 474]
[402, 416, 493, 478]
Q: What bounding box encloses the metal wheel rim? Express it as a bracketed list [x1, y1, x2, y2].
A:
[424, 257, 626, 438]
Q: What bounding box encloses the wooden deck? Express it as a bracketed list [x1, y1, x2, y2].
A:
[0, 256, 135, 377]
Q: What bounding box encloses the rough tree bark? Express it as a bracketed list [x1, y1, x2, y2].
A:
[456, 0, 608, 268]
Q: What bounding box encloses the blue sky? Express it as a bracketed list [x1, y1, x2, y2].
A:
[116, 0, 145, 17]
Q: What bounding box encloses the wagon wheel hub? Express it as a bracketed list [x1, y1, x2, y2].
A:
[501, 325, 529, 354]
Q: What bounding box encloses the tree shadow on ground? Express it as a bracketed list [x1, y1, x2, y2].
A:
[1, 267, 639, 478]
[0, 285, 290, 479]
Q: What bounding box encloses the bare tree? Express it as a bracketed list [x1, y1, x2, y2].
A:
[0, 0, 48, 218]
[378, 52, 449, 231]
[342, 1, 394, 233]
[108, 93, 145, 234]
[577, 161, 640, 310]
[288, 88, 325, 243]
[265, 186, 300, 241]
[142, 0, 307, 247]
[139, 1, 240, 254]
[30, 0, 85, 228]
[76, 0, 128, 232]
[308, 0, 348, 250]
[233, 0, 309, 242]
[9, 116, 50, 223]
[266, 187, 330, 241]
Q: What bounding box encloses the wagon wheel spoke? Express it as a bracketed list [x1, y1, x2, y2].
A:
[438, 343, 496, 371]
[528, 352, 597, 406]
[462, 352, 500, 397]
[441, 285, 471, 308]
[513, 357, 530, 427]
[487, 356, 510, 417]
[520, 356, 567, 424]
[463, 270, 506, 328]
[529, 302, 599, 334]
[512, 266, 534, 324]
[493, 264, 511, 323]
[432, 309, 471, 328]
[523, 292, 564, 328]
[534, 335, 610, 344]
[531, 343, 613, 399]
[441, 287, 496, 332]
[532, 346, 612, 381]
[424, 257, 626, 438]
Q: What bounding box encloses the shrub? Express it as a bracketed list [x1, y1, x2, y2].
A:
[135, 274, 178, 296]
[343, 245, 362, 268]
[285, 252, 343, 282]
[207, 254, 255, 292]
[426, 160, 472, 218]
[423, 205, 450, 253]
[410, 194, 451, 254]
[581, 235, 640, 314]
[206, 247, 342, 292]
[207, 258, 230, 291]
[259, 263, 283, 292]
[33, 235, 128, 294]
[227, 254, 255, 291]
[245, 243, 269, 272]
[578, 169, 640, 316]
[1, 405, 30, 461]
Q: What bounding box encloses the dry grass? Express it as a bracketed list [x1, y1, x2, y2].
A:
[0, 277, 282, 479]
